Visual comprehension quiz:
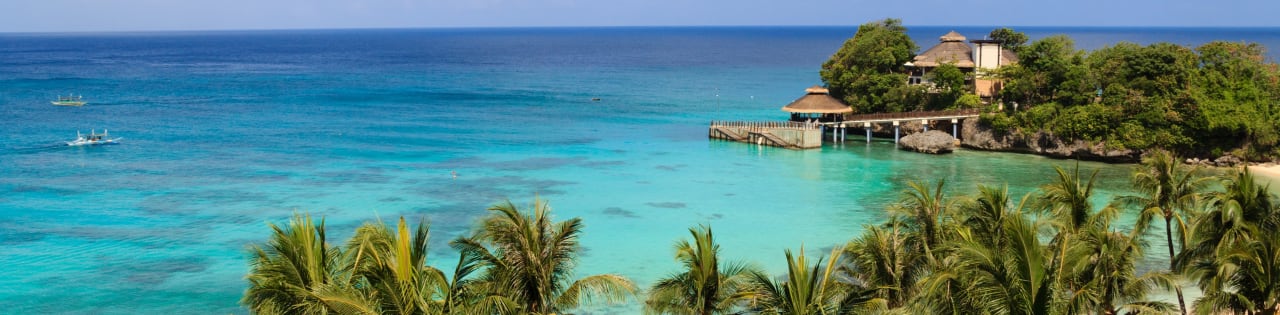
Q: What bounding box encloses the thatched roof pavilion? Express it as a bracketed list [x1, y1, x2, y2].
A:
[781, 86, 852, 114]
[912, 31, 976, 68]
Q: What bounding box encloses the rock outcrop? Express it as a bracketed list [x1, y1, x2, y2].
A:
[960, 119, 1141, 162]
[900, 130, 957, 154]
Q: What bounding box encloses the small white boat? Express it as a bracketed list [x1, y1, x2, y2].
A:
[52, 95, 87, 106]
[66, 129, 121, 146]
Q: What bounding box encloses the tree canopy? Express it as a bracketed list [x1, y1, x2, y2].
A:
[988, 36, 1280, 160]
[820, 18, 918, 114]
[988, 27, 1028, 52]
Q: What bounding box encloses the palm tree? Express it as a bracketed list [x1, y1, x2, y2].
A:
[842, 218, 924, 310]
[1038, 163, 1102, 234]
[916, 184, 1032, 314]
[1178, 168, 1280, 314]
[889, 179, 952, 262]
[955, 184, 1034, 249]
[243, 213, 346, 314]
[460, 197, 636, 314]
[1062, 218, 1178, 315]
[947, 209, 1059, 315]
[342, 217, 448, 314]
[749, 246, 879, 315]
[1120, 149, 1208, 315]
[646, 225, 763, 315]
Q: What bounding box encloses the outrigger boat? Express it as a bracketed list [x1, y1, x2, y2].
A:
[52, 95, 86, 106]
[66, 129, 121, 146]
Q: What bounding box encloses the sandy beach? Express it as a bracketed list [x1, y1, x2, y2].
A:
[1247, 164, 1280, 189]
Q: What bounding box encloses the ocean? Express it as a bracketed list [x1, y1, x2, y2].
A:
[2, 26, 1277, 313]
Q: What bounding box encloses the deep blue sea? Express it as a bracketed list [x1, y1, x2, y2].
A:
[2, 26, 1277, 314]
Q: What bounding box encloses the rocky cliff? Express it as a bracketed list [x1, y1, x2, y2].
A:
[960, 119, 1142, 163]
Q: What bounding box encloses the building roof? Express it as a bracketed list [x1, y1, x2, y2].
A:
[913, 40, 975, 68]
[1001, 49, 1020, 64]
[939, 31, 967, 42]
[781, 85, 852, 114]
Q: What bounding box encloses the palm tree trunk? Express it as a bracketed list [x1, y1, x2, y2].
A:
[1165, 216, 1187, 315]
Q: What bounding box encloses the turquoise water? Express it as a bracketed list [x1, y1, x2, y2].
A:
[1, 27, 1271, 313]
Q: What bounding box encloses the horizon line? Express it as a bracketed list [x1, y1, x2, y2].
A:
[5, 24, 1280, 36]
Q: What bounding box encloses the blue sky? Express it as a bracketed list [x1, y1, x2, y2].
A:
[1, 0, 1276, 33]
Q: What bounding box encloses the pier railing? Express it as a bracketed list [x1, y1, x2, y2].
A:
[838, 108, 981, 124]
[710, 121, 823, 130]
[708, 121, 823, 149]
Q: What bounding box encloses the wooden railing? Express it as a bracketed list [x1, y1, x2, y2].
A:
[709, 120, 823, 130]
[841, 108, 981, 122]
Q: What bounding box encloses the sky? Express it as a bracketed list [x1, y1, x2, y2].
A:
[1, 0, 1277, 33]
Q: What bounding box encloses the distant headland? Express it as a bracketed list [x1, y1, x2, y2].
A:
[809, 19, 1280, 164]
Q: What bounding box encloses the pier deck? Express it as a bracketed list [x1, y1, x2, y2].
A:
[708, 121, 822, 149]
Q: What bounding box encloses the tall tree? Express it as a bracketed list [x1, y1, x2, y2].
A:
[1000, 35, 1092, 107]
[749, 246, 878, 315]
[1063, 214, 1179, 315]
[1178, 169, 1280, 314]
[889, 179, 953, 262]
[821, 18, 919, 113]
[1120, 149, 1209, 314]
[458, 198, 637, 314]
[988, 27, 1028, 52]
[948, 208, 1059, 315]
[343, 217, 450, 315]
[243, 214, 348, 315]
[843, 218, 925, 309]
[918, 185, 1031, 314]
[646, 225, 763, 315]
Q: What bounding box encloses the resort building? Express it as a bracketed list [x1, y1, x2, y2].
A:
[905, 31, 1018, 99]
[781, 85, 852, 122]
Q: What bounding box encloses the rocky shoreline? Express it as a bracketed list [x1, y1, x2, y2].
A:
[954, 119, 1258, 167]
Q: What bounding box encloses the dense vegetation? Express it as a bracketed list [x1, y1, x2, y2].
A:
[244, 152, 1280, 314]
[822, 19, 1280, 160]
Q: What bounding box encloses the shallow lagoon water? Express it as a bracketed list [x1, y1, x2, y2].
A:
[2, 27, 1272, 313]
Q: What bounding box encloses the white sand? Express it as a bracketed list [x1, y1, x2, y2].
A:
[1247, 164, 1280, 190]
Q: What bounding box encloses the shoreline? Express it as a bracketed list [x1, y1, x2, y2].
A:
[1247, 163, 1280, 189]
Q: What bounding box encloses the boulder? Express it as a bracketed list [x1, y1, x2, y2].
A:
[1215, 155, 1242, 167]
[900, 130, 957, 154]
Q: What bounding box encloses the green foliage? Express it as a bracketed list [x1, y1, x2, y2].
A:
[244, 214, 344, 315]
[821, 18, 918, 114]
[1001, 35, 1092, 107]
[994, 34, 1280, 159]
[980, 112, 1015, 134]
[927, 63, 965, 93]
[1050, 104, 1118, 141]
[466, 198, 638, 314]
[244, 162, 1280, 315]
[988, 27, 1028, 52]
[1016, 102, 1061, 130]
[243, 199, 634, 315]
[954, 93, 982, 109]
[645, 225, 762, 315]
[1177, 169, 1280, 314]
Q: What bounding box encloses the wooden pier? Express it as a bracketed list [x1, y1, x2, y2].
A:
[709, 121, 823, 149]
[709, 109, 983, 149]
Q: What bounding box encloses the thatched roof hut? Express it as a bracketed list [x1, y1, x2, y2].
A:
[912, 31, 975, 68]
[781, 86, 852, 114]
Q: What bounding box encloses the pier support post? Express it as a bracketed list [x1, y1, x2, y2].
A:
[840, 124, 846, 142]
[831, 124, 837, 142]
[951, 119, 958, 139]
[864, 122, 871, 143]
[893, 121, 900, 145]
[921, 119, 929, 132]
